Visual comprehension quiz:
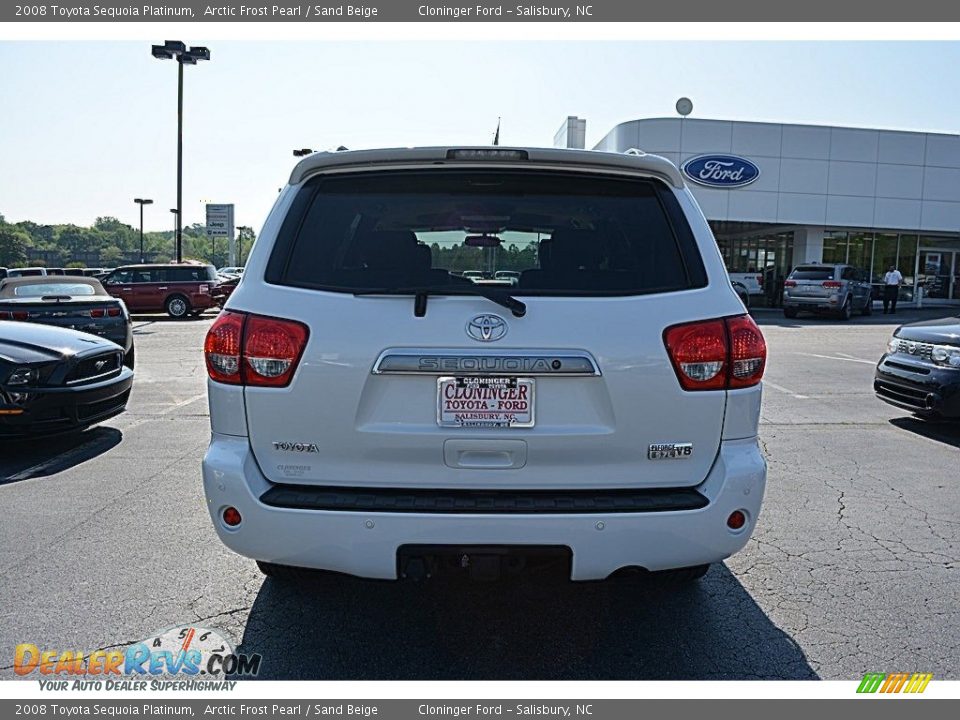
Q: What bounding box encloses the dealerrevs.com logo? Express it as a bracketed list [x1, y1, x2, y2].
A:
[15, 625, 261, 690]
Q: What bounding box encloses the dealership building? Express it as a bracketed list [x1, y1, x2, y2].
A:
[555, 116, 960, 304]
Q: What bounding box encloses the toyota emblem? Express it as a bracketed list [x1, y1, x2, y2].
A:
[466, 314, 508, 342]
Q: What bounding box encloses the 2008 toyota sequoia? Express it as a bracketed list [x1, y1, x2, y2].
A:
[202, 147, 767, 583]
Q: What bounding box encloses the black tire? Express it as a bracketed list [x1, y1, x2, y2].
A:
[861, 297, 873, 316]
[783, 307, 798, 319]
[652, 564, 710, 584]
[124, 345, 135, 370]
[838, 296, 853, 321]
[165, 294, 191, 319]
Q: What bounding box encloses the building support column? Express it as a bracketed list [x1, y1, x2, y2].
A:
[792, 226, 825, 268]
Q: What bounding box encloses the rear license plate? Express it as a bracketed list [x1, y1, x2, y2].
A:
[437, 376, 534, 428]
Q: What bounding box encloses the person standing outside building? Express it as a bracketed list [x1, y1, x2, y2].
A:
[882, 265, 903, 314]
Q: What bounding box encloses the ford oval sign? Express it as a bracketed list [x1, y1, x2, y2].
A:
[682, 155, 760, 188]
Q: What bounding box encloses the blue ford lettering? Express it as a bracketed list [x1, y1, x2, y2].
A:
[682, 155, 760, 188]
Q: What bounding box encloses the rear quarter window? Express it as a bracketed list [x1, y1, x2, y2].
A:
[266, 170, 707, 296]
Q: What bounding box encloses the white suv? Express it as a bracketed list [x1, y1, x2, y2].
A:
[202, 147, 767, 583]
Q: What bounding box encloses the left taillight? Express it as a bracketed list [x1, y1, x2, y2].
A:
[204, 311, 308, 388]
[204, 311, 245, 384]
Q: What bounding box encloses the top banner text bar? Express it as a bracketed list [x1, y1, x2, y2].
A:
[5, 0, 960, 22]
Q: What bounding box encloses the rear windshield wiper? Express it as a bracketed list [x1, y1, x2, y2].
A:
[355, 284, 527, 318]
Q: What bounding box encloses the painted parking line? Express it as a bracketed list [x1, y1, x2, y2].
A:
[836, 352, 878, 363]
[763, 380, 809, 400]
[799, 352, 876, 365]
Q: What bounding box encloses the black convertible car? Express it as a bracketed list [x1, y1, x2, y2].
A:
[0, 276, 134, 368]
[875, 315, 960, 419]
[0, 321, 133, 438]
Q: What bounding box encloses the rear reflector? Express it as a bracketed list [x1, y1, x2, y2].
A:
[822, 281, 841, 288]
[204, 310, 309, 388]
[727, 510, 747, 530]
[222, 507, 242, 527]
[663, 314, 766, 391]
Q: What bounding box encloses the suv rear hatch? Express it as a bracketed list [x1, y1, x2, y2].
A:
[232, 167, 737, 490]
[787, 265, 838, 298]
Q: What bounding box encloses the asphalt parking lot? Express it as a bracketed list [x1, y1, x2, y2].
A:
[1, 307, 958, 680]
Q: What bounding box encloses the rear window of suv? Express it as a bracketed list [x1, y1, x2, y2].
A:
[789, 266, 836, 280]
[267, 170, 706, 296]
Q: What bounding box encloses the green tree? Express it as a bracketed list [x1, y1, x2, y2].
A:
[101, 245, 123, 265]
[0, 227, 29, 266]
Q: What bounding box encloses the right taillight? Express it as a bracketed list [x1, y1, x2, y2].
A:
[204, 310, 308, 388]
[726, 315, 767, 388]
[664, 315, 766, 391]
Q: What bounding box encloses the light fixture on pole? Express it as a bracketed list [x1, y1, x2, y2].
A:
[133, 198, 153, 264]
[151, 40, 211, 264]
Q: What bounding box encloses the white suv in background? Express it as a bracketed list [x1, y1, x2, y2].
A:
[202, 146, 767, 584]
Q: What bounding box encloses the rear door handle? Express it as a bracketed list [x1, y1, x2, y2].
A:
[158, 286, 168, 290]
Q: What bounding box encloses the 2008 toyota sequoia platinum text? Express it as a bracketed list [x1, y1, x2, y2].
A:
[202, 147, 767, 584]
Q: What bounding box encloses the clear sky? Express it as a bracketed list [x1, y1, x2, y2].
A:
[1, 41, 958, 233]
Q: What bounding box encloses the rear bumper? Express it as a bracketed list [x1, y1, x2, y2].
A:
[874, 356, 960, 418]
[202, 434, 767, 580]
[0, 368, 133, 437]
[783, 296, 840, 312]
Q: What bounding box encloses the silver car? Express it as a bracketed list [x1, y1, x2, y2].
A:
[783, 264, 873, 320]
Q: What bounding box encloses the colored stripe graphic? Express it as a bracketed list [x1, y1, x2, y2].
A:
[857, 673, 886, 693]
[905, 673, 933, 693]
[857, 672, 932, 694]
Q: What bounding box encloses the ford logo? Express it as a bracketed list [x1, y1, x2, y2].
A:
[682, 154, 760, 188]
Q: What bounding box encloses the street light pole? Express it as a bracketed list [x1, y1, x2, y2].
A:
[177, 60, 183, 263]
[134, 198, 153, 264]
[152, 40, 210, 264]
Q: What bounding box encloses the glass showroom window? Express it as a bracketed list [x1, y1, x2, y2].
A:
[847, 232, 873, 271]
[872, 233, 899, 284]
[822, 231, 847, 265]
[898, 235, 919, 301]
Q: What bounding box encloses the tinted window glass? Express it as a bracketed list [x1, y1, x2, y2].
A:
[13, 283, 97, 297]
[790, 266, 835, 280]
[841, 267, 855, 280]
[105, 270, 132, 284]
[166, 266, 215, 282]
[132, 269, 157, 283]
[270, 171, 704, 296]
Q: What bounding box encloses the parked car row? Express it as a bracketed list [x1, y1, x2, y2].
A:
[0, 274, 136, 439]
[0, 266, 111, 279]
